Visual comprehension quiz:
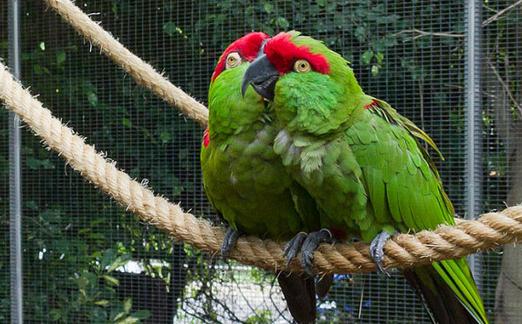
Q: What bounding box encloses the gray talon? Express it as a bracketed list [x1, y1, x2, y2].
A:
[284, 232, 307, 265]
[369, 231, 393, 277]
[300, 229, 334, 276]
[221, 227, 240, 257]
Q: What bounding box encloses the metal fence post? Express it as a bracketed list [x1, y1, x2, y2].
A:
[464, 0, 482, 285]
[8, 0, 23, 322]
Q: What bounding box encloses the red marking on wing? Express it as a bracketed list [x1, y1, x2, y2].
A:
[264, 32, 330, 75]
[364, 99, 379, 110]
[329, 227, 347, 240]
[202, 128, 210, 148]
[211, 32, 270, 81]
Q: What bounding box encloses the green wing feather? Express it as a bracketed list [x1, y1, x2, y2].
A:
[346, 98, 487, 323]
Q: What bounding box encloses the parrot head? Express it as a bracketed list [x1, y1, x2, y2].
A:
[242, 31, 366, 134]
[211, 32, 269, 82]
[207, 32, 270, 140]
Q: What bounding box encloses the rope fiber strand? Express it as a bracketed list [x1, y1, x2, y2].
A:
[1, 60, 521, 274]
[0, 0, 519, 274]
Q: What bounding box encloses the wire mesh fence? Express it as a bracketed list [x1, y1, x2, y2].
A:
[0, 0, 521, 323]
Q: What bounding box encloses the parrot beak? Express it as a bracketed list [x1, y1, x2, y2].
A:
[241, 54, 279, 100]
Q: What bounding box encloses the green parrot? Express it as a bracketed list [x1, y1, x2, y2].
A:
[241, 31, 488, 324]
[201, 32, 326, 323]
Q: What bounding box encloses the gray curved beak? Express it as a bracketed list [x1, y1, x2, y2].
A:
[241, 54, 279, 100]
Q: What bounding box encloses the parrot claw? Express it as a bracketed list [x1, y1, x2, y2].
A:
[221, 227, 240, 258]
[300, 229, 334, 276]
[284, 232, 308, 266]
[369, 231, 393, 277]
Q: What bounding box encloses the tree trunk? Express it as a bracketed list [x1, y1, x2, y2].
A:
[491, 7, 522, 316]
[484, 6, 522, 318]
[494, 127, 522, 323]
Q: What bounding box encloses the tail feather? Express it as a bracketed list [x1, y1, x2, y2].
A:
[404, 258, 488, 324]
[316, 273, 333, 299]
[277, 272, 316, 324]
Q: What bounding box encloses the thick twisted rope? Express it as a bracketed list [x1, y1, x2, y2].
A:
[1, 60, 521, 274]
[44, 0, 208, 127]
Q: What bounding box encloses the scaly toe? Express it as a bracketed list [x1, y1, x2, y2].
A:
[369, 231, 393, 277]
[284, 232, 307, 266]
[299, 229, 334, 276]
[221, 227, 240, 258]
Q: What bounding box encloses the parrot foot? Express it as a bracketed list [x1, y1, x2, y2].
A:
[283, 232, 308, 266]
[369, 231, 393, 277]
[220, 227, 240, 258]
[301, 229, 334, 276]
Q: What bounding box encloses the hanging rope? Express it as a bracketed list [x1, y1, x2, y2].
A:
[0, 0, 518, 274]
[1, 60, 521, 274]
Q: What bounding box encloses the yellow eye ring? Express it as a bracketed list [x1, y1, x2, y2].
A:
[225, 52, 242, 69]
[294, 59, 311, 73]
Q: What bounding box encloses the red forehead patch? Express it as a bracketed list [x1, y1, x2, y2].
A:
[211, 32, 269, 81]
[264, 33, 330, 74]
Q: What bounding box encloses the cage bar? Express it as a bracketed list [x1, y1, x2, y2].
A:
[8, 0, 23, 323]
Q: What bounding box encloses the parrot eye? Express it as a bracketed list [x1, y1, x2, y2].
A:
[225, 52, 242, 69]
[294, 59, 311, 73]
